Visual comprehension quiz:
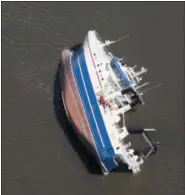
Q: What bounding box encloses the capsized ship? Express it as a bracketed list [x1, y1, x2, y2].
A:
[60, 30, 159, 175]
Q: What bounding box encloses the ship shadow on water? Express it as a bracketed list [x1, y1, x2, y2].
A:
[53, 44, 131, 175]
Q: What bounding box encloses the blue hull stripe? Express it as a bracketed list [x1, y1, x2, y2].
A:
[71, 48, 116, 171]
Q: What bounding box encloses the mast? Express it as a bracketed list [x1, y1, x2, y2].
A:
[101, 34, 130, 47]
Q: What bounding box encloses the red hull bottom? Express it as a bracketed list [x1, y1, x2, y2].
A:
[60, 49, 95, 152]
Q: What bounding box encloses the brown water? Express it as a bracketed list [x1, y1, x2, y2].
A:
[1, 2, 184, 195]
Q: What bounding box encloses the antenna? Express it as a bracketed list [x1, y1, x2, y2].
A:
[132, 65, 137, 69]
[144, 129, 156, 132]
[102, 34, 130, 47]
[141, 83, 163, 94]
[116, 34, 130, 42]
[136, 82, 150, 89]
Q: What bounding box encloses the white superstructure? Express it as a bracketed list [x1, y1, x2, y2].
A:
[83, 30, 158, 174]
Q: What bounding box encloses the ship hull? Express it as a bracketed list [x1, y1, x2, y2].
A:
[60, 49, 95, 152]
[60, 46, 117, 174]
[60, 30, 159, 175]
